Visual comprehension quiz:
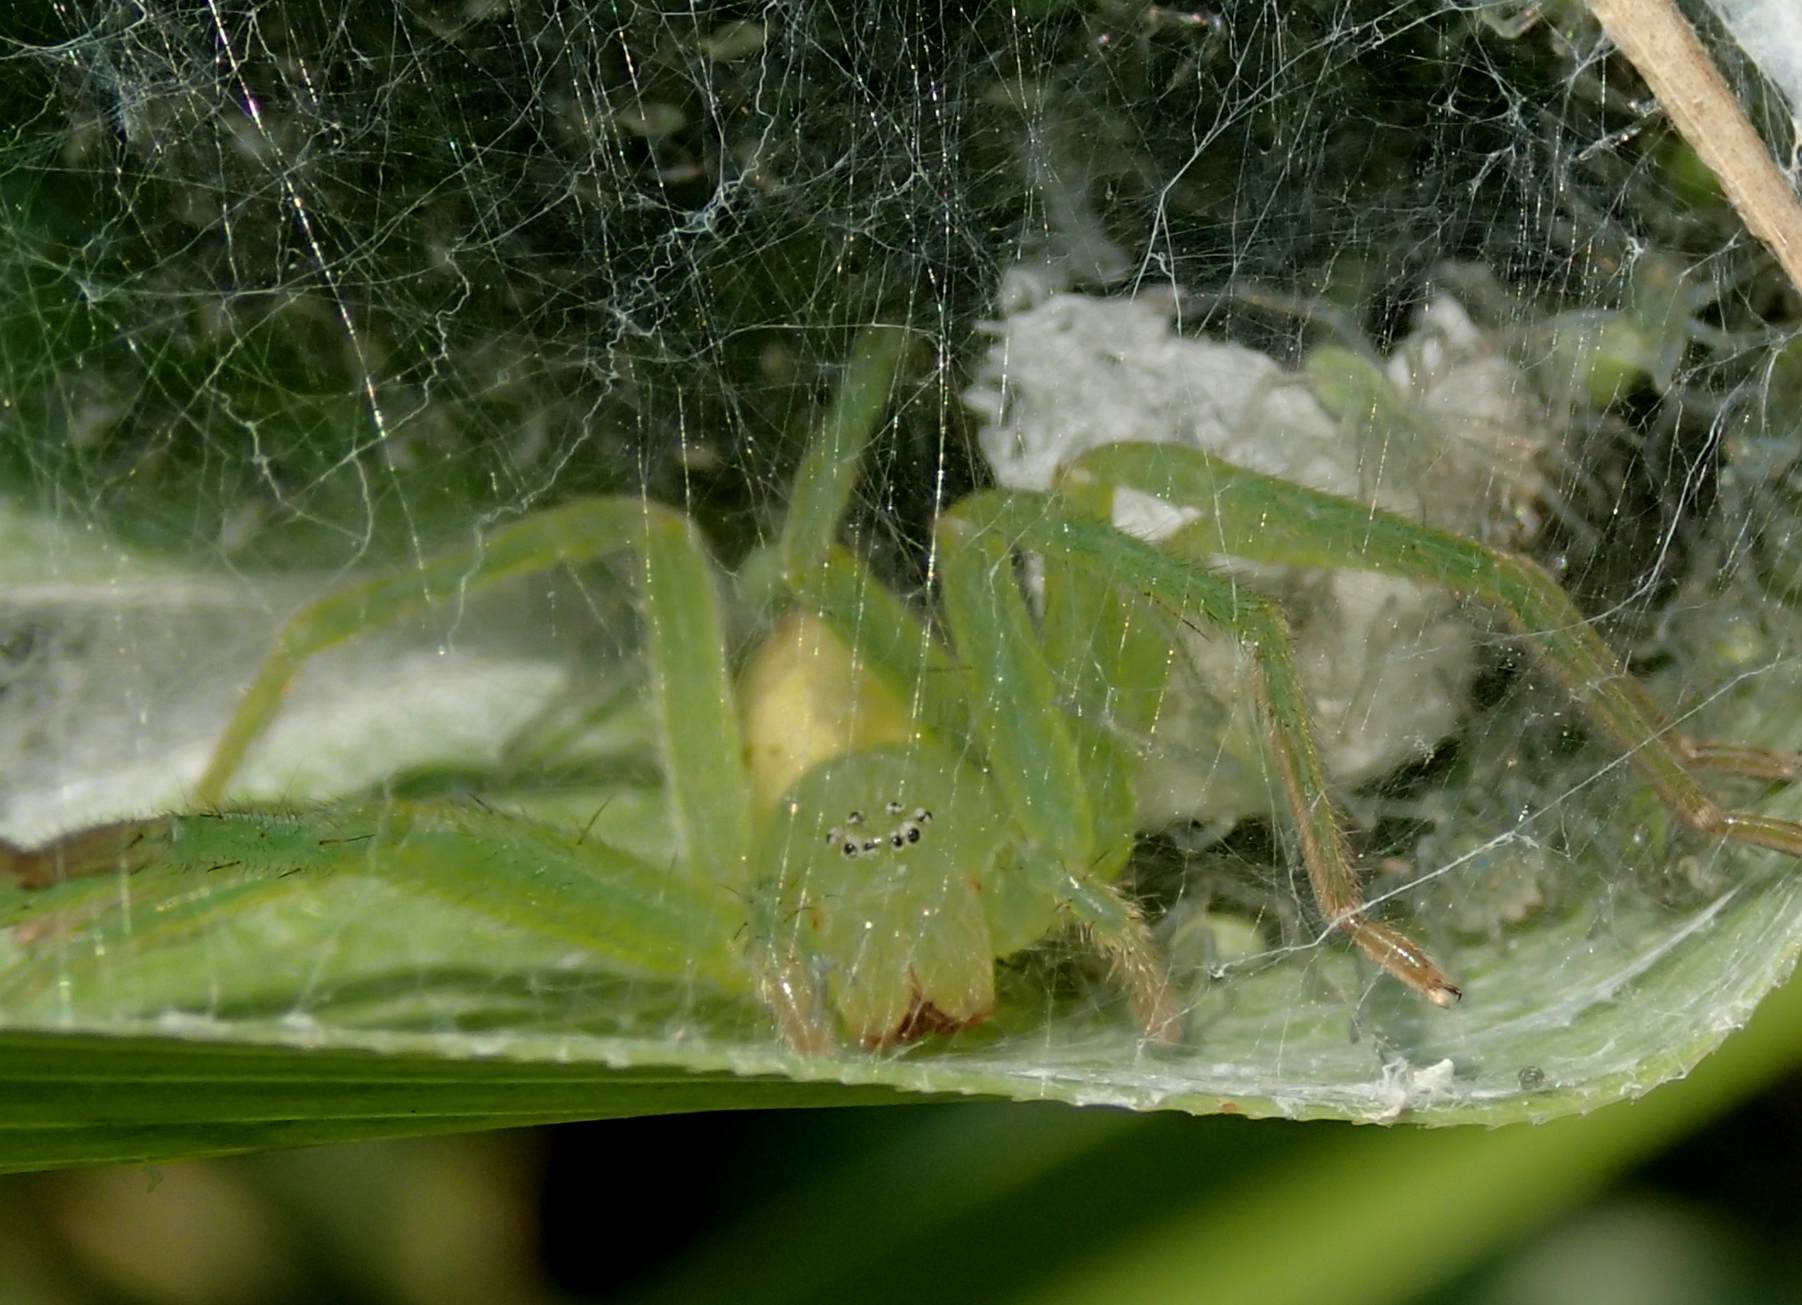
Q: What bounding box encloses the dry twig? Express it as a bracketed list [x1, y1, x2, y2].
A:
[1585, 0, 1802, 296]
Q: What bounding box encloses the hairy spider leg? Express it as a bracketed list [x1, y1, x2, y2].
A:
[931, 508, 1183, 1035]
[1075, 441, 1802, 861]
[938, 492, 1461, 1007]
[0, 804, 751, 1003]
[771, 325, 978, 748]
[192, 499, 756, 892]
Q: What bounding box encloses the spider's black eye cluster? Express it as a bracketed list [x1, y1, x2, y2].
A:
[824, 802, 934, 858]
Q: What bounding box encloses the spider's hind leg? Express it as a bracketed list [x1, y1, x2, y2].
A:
[1079, 441, 1802, 870]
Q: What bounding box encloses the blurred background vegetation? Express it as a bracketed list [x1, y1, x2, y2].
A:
[6, 966, 1802, 1304]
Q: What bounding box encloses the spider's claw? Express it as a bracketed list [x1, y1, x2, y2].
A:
[1347, 916, 1462, 1009]
[1, 819, 168, 889]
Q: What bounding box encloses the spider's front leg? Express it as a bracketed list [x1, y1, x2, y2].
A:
[936, 493, 1459, 1013]
[917, 506, 1186, 1039]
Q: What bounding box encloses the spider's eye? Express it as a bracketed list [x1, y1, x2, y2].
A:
[885, 800, 903, 815]
[847, 810, 865, 825]
[840, 840, 861, 858]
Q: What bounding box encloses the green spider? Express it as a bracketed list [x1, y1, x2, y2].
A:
[5, 322, 1801, 1052]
